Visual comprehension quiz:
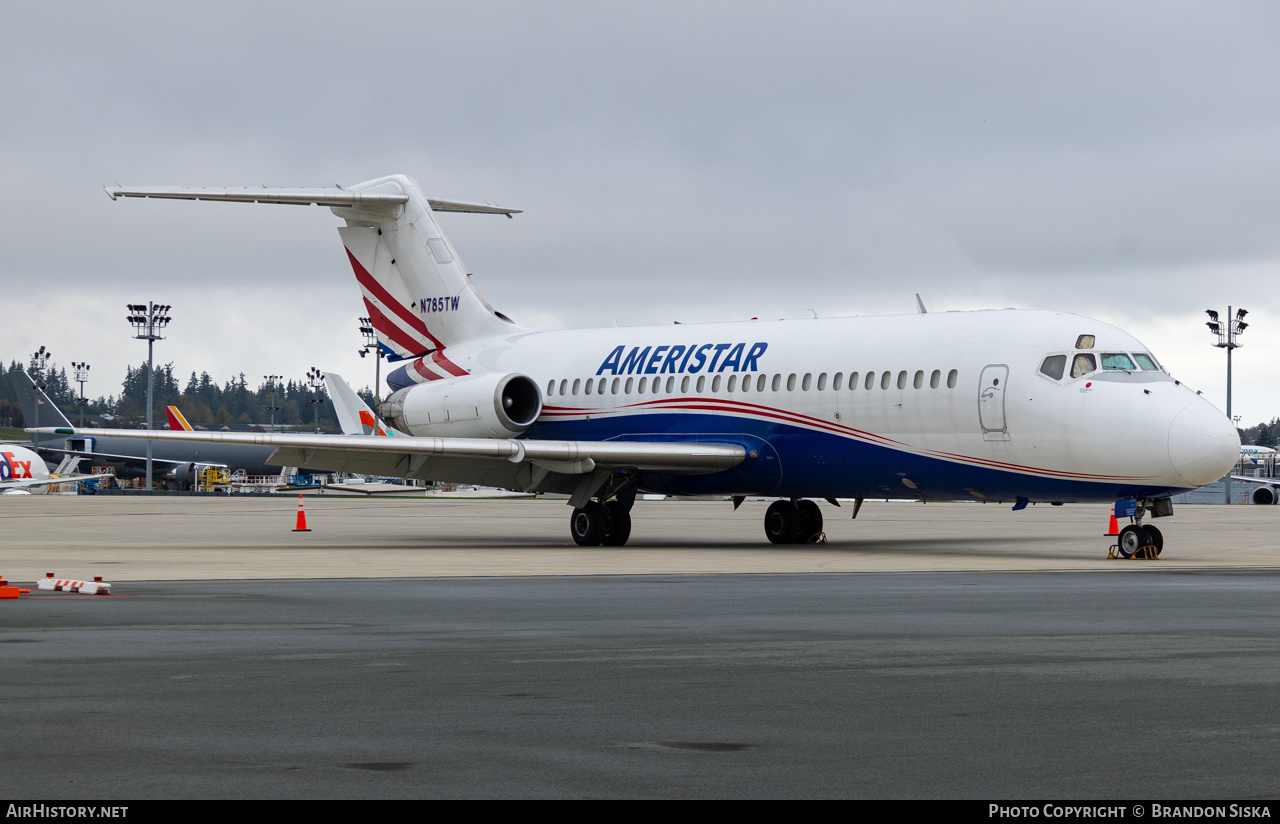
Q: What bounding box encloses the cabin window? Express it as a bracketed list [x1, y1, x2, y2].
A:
[585, 378, 594, 395]
[1101, 353, 1136, 371]
[817, 373, 827, 391]
[896, 371, 908, 390]
[1133, 353, 1160, 372]
[713, 375, 722, 392]
[771, 374, 782, 392]
[638, 377, 648, 393]
[865, 372, 875, 390]
[697, 375, 706, 393]
[744, 375, 754, 392]
[757, 374, 766, 391]
[559, 379, 568, 396]
[611, 377, 620, 394]
[930, 369, 940, 389]
[661, 376, 670, 393]
[849, 372, 859, 390]
[1075, 335, 1095, 349]
[625, 377, 634, 393]
[879, 372, 890, 390]
[727, 375, 738, 392]
[546, 380, 554, 396]
[654, 377, 663, 394]
[833, 372, 843, 391]
[1070, 354, 1095, 379]
[681, 376, 690, 393]
[571, 379, 581, 395]
[946, 369, 958, 389]
[801, 373, 812, 391]
[787, 373, 797, 391]
[913, 370, 924, 389]
[1039, 355, 1066, 381]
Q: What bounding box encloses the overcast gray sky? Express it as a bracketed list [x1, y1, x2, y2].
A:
[3, 1, 1279, 424]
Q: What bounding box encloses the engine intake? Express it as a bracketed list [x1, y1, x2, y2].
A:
[380, 372, 542, 439]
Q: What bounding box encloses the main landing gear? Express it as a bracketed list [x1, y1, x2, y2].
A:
[570, 500, 632, 547]
[764, 499, 825, 545]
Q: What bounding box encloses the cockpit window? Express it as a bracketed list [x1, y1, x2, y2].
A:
[1133, 353, 1159, 372]
[1039, 355, 1066, 381]
[1101, 353, 1136, 371]
[1075, 335, 1095, 349]
[1071, 353, 1096, 378]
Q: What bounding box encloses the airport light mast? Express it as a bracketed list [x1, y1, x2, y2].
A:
[71, 362, 90, 427]
[263, 375, 282, 431]
[28, 345, 51, 450]
[127, 302, 171, 494]
[358, 317, 384, 406]
[1206, 306, 1247, 504]
[306, 367, 325, 434]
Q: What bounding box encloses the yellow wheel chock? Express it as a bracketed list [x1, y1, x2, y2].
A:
[1107, 544, 1159, 560]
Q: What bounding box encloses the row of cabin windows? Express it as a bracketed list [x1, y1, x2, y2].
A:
[547, 369, 960, 397]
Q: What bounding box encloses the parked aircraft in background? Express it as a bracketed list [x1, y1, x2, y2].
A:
[11, 370, 286, 484]
[11, 371, 372, 486]
[57, 174, 1240, 554]
[0, 443, 104, 495]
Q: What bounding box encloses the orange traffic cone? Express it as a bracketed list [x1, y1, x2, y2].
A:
[293, 494, 312, 532]
[1104, 508, 1120, 537]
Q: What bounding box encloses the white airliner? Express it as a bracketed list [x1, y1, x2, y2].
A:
[0, 444, 105, 494]
[37, 175, 1240, 554]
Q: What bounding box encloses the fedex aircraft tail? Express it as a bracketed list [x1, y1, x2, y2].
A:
[107, 176, 525, 381]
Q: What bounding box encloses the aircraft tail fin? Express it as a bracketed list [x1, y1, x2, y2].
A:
[106, 176, 526, 372]
[325, 372, 403, 437]
[8, 371, 73, 430]
[166, 406, 194, 431]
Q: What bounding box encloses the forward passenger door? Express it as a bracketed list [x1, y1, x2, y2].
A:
[978, 364, 1010, 441]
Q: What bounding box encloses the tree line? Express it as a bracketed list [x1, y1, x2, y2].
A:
[0, 359, 377, 431]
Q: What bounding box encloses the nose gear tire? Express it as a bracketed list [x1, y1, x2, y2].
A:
[1116, 524, 1146, 558]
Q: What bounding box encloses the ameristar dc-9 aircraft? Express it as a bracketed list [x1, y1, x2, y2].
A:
[39, 174, 1239, 555]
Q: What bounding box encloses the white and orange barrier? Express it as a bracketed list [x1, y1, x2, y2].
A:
[36, 573, 111, 595]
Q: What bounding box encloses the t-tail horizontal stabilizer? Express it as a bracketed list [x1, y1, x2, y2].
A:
[106, 175, 526, 357]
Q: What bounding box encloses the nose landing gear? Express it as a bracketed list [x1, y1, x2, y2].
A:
[1114, 524, 1162, 559]
[764, 499, 825, 544]
[1109, 498, 1168, 559]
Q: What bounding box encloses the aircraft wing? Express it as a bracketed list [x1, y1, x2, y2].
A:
[1, 473, 110, 491]
[1230, 475, 1280, 485]
[33, 446, 221, 471]
[30, 427, 745, 502]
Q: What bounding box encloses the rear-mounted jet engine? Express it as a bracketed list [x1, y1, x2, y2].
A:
[379, 372, 542, 439]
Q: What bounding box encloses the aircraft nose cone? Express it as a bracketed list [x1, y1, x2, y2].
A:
[1168, 403, 1240, 488]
